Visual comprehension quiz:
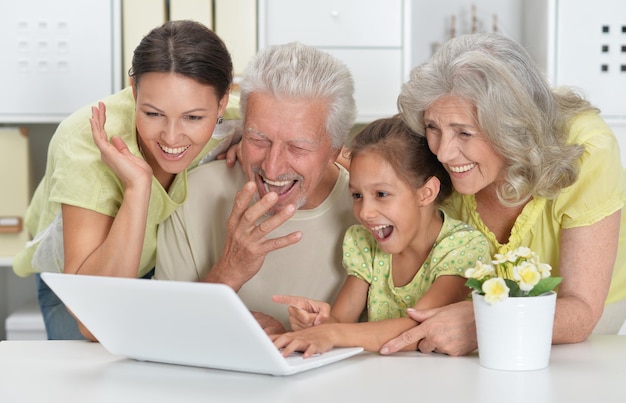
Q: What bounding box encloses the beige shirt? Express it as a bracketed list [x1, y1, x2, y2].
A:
[155, 160, 356, 329]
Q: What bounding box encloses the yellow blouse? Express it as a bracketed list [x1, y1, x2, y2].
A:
[442, 112, 626, 304]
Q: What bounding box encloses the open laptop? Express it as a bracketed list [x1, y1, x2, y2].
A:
[41, 272, 363, 376]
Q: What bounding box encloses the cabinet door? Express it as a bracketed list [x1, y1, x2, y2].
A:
[555, 0, 626, 118]
[323, 48, 403, 122]
[261, 0, 402, 48]
[259, 0, 409, 122]
[0, 0, 121, 123]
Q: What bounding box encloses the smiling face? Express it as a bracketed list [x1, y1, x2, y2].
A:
[240, 92, 340, 215]
[423, 96, 506, 197]
[133, 72, 228, 187]
[349, 151, 424, 255]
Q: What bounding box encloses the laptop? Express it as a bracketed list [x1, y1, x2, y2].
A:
[41, 272, 363, 376]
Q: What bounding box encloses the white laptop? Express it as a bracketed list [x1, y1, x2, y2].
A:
[41, 272, 363, 376]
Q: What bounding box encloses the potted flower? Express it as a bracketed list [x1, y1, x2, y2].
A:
[465, 246, 562, 303]
[464, 246, 562, 371]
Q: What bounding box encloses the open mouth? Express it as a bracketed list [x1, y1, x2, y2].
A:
[159, 143, 191, 157]
[262, 177, 298, 195]
[370, 224, 394, 241]
[448, 162, 476, 173]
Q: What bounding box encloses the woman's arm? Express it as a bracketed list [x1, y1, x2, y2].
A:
[62, 188, 150, 277]
[63, 103, 153, 277]
[552, 210, 620, 343]
[380, 210, 622, 355]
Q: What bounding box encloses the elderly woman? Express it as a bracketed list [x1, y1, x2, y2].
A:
[381, 32, 626, 356]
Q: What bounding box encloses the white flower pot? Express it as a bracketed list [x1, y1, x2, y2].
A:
[472, 290, 556, 371]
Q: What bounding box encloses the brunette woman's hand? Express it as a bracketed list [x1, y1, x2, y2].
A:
[90, 101, 152, 190]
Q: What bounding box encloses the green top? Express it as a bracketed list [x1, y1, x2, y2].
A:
[13, 86, 240, 278]
[342, 211, 490, 321]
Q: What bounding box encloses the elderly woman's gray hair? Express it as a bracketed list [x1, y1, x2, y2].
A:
[398, 32, 595, 206]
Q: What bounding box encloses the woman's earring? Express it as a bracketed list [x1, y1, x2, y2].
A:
[217, 116, 223, 125]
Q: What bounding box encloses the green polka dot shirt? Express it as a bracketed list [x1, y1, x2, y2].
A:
[342, 210, 490, 321]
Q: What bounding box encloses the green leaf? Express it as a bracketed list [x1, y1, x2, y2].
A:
[504, 279, 521, 297]
[529, 277, 563, 296]
[465, 278, 483, 293]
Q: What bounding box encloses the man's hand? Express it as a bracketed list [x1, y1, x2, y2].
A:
[251, 311, 286, 335]
[204, 181, 303, 290]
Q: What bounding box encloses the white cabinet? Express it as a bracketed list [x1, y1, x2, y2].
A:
[524, 0, 626, 165]
[553, 0, 626, 119]
[0, 0, 122, 123]
[258, 0, 411, 123]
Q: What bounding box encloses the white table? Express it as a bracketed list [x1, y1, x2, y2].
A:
[1, 336, 624, 403]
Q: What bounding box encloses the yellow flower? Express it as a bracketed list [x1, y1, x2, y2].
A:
[491, 252, 510, 265]
[465, 246, 561, 303]
[465, 261, 495, 280]
[513, 262, 541, 291]
[538, 262, 552, 279]
[482, 278, 510, 304]
[515, 246, 533, 259]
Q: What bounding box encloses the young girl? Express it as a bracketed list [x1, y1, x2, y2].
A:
[13, 20, 236, 340]
[272, 115, 490, 356]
